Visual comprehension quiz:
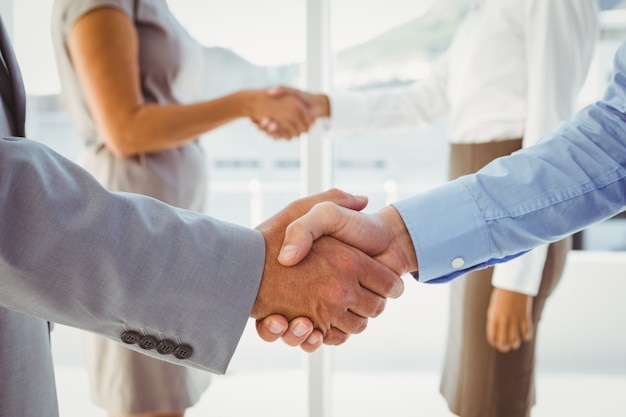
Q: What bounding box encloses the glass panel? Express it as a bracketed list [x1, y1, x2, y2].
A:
[329, 0, 453, 208]
[167, 0, 306, 227]
[326, 2, 625, 416]
[327, 2, 459, 415]
[13, 0, 85, 161]
[165, 3, 310, 413]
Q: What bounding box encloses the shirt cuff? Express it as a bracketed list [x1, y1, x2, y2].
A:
[392, 180, 492, 283]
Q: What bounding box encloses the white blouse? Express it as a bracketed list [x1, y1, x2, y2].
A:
[326, 0, 599, 295]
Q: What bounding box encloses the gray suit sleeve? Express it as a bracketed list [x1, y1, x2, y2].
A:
[0, 136, 265, 374]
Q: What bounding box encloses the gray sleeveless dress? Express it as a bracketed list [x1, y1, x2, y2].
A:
[51, 0, 211, 412]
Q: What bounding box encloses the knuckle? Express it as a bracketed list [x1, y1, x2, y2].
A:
[392, 278, 405, 298]
[379, 275, 398, 297]
[353, 318, 368, 334]
[326, 188, 343, 200]
[367, 272, 399, 299]
[371, 298, 387, 318]
[284, 219, 307, 237]
[313, 201, 338, 216]
[325, 331, 349, 346]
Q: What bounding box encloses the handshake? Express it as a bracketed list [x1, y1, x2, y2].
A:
[251, 188, 419, 352]
[247, 87, 415, 350]
[248, 86, 330, 140]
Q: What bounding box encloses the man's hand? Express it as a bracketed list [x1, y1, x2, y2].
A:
[279, 202, 418, 275]
[256, 200, 416, 350]
[253, 190, 404, 346]
[486, 288, 534, 352]
[256, 315, 321, 353]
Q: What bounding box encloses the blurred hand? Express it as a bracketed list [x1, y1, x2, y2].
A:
[267, 86, 330, 118]
[255, 86, 330, 139]
[253, 189, 404, 346]
[248, 88, 315, 140]
[486, 288, 534, 352]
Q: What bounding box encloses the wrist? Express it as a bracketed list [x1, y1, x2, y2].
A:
[379, 206, 418, 273]
[251, 229, 280, 320]
[238, 89, 262, 119]
[312, 94, 330, 117]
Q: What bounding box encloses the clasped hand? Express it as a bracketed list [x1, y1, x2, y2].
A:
[253, 189, 417, 351]
[253, 86, 328, 140]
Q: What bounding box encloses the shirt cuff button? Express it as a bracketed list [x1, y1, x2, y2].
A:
[451, 257, 465, 269]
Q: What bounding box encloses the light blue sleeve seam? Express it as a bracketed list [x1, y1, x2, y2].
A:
[462, 168, 626, 221]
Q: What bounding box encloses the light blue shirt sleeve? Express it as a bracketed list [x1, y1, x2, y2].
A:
[393, 39, 626, 284]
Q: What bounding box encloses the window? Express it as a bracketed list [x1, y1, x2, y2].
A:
[328, 1, 459, 207]
[7, 1, 626, 416]
[326, 1, 457, 412]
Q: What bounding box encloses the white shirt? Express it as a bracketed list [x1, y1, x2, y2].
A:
[326, 0, 598, 295]
[394, 39, 626, 283]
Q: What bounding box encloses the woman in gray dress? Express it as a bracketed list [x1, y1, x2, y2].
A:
[51, 1, 312, 416]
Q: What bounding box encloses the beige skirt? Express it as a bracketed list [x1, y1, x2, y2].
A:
[440, 139, 571, 417]
[81, 141, 211, 413]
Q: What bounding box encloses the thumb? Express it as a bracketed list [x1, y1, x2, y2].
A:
[278, 202, 356, 266]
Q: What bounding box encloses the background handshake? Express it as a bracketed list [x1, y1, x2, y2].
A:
[251, 188, 419, 352]
[252, 86, 330, 140]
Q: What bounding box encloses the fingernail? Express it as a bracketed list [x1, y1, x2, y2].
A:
[293, 322, 309, 337]
[266, 318, 283, 335]
[278, 245, 298, 262]
[306, 333, 321, 345]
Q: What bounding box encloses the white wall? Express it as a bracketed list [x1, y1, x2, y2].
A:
[537, 250, 626, 374]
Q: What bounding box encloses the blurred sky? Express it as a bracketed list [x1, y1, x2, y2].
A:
[11, 0, 432, 94]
